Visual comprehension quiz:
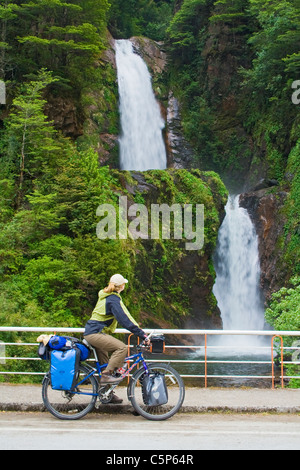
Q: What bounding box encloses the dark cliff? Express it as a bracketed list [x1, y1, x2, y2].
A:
[240, 187, 290, 302]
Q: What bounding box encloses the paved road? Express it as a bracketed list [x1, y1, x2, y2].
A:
[0, 412, 299, 450]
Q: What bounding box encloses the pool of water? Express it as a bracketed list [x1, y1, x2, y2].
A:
[146, 342, 277, 388]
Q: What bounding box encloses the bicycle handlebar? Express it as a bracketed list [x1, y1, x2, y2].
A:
[137, 341, 150, 352]
[136, 330, 156, 351]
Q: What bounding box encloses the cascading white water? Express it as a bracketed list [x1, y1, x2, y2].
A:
[213, 195, 266, 348]
[115, 39, 167, 171]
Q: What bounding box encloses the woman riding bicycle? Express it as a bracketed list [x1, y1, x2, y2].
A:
[84, 274, 150, 391]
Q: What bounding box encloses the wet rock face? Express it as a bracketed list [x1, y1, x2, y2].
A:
[177, 249, 223, 331]
[239, 188, 289, 302]
[166, 93, 194, 169]
[130, 36, 167, 76]
[45, 95, 83, 139]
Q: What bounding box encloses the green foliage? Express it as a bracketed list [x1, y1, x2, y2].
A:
[0, 65, 139, 338]
[167, 0, 256, 176]
[240, 0, 300, 179]
[2, 69, 60, 206]
[0, 145, 138, 332]
[281, 140, 300, 275]
[0, 0, 110, 101]
[266, 277, 300, 331]
[210, 0, 252, 34]
[265, 276, 300, 387]
[167, 0, 210, 63]
[167, 0, 300, 183]
[108, 0, 175, 40]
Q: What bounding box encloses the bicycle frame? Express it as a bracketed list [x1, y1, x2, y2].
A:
[73, 351, 149, 397]
[42, 343, 184, 421]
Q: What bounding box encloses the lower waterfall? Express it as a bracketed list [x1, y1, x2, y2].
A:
[213, 194, 266, 349]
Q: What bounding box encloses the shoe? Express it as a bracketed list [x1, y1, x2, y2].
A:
[99, 390, 123, 404]
[100, 372, 121, 384]
[109, 393, 123, 404]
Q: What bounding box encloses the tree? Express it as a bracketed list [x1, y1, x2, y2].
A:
[0, 0, 111, 96]
[239, 0, 300, 179]
[3, 69, 59, 207]
[244, 0, 300, 100]
[266, 277, 300, 332]
[0, 1, 19, 78]
[108, 0, 175, 40]
[209, 0, 253, 40]
[265, 276, 300, 387]
[167, 0, 210, 63]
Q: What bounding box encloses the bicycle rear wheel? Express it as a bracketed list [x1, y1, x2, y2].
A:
[128, 363, 185, 421]
[42, 364, 98, 420]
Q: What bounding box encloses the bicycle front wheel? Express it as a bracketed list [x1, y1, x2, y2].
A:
[128, 363, 185, 421]
[42, 364, 98, 420]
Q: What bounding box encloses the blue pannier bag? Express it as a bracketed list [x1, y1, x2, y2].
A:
[48, 335, 75, 350]
[50, 348, 80, 391]
[76, 343, 90, 361]
[48, 335, 90, 361]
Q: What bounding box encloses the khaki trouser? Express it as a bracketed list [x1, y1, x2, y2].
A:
[84, 333, 127, 372]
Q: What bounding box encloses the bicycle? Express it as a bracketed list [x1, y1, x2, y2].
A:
[42, 337, 185, 421]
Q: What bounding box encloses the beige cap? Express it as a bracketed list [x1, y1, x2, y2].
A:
[110, 274, 128, 286]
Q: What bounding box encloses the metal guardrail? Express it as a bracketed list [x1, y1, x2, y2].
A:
[0, 327, 300, 388]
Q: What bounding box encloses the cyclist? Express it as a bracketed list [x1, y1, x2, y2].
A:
[84, 274, 150, 400]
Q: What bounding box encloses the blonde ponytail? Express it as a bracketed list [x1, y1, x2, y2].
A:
[103, 282, 120, 294]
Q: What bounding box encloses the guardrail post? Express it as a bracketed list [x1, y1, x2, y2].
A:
[127, 333, 134, 384]
[271, 335, 284, 389]
[205, 334, 207, 388]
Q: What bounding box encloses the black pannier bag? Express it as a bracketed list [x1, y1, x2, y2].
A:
[38, 342, 51, 361]
[150, 335, 165, 354]
[142, 372, 168, 406]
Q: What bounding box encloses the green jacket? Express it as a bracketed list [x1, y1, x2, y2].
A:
[84, 290, 146, 339]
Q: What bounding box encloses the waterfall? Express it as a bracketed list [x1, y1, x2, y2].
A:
[115, 39, 167, 171]
[213, 195, 266, 348]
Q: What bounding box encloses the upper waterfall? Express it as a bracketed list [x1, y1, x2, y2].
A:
[115, 39, 167, 171]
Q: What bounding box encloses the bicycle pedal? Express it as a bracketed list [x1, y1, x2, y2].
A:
[99, 392, 113, 404]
